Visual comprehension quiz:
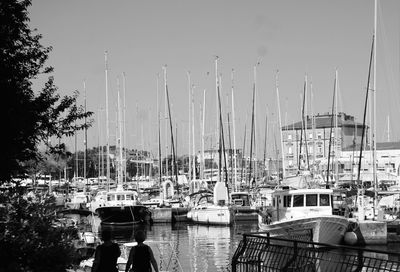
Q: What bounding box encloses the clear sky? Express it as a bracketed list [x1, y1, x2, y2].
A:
[29, 0, 400, 158]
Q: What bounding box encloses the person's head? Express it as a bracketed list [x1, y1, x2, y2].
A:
[134, 230, 146, 243]
[101, 229, 112, 242]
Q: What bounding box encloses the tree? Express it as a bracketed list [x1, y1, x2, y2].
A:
[0, 187, 78, 272]
[0, 0, 92, 182]
[0, 1, 93, 271]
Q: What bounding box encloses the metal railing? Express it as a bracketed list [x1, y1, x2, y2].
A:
[232, 231, 400, 272]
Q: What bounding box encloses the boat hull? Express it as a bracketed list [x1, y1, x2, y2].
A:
[188, 205, 233, 225]
[258, 215, 349, 244]
[96, 205, 151, 226]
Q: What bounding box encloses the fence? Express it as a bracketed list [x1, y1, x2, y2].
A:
[232, 231, 400, 272]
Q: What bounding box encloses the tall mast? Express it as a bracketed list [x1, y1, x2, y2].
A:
[104, 51, 110, 188]
[157, 74, 162, 186]
[327, 70, 337, 186]
[311, 80, 316, 170]
[163, 66, 179, 194]
[122, 73, 127, 184]
[373, 0, 378, 214]
[276, 70, 285, 180]
[334, 71, 339, 183]
[215, 57, 220, 183]
[201, 89, 206, 180]
[98, 108, 101, 179]
[117, 78, 123, 184]
[231, 69, 238, 189]
[187, 71, 192, 181]
[248, 65, 256, 185]
[83, 80, 87, 185]
[191, 84, 196, 180]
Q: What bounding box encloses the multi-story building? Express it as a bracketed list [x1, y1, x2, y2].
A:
[282, 112, 367, 176]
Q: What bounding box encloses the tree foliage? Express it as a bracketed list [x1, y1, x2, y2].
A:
[0, 0, 93, 182]
[0, 187, 77, 272]
[0, 1, 93, 271]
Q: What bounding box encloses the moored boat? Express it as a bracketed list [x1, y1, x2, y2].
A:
[95, 185, 151, 226]
[258, 187, 349, 244]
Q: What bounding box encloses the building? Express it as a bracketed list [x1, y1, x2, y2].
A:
[282, 112, 368, 176]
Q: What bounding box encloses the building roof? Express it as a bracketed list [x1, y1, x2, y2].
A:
[282, 112, 366, 131]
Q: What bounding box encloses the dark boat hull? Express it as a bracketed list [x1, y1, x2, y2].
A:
[96, 205, 151, 225]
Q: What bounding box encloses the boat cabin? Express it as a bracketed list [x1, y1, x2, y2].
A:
[230, 192, 252, 207]
[105, 185, 139, 207]
[271, 188, 333, 222]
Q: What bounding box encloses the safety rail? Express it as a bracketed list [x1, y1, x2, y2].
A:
[232, 231, 400, 272]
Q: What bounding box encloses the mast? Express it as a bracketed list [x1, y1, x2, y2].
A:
[117, 78, 123, 184]
[191, 84, 196, 180]
[83, 80, 87, 186]
[215, 57, 220, 183]
[241, 125, 246, 184]
[231, 69, 237, 188]
[201, 89, 206, 180]
[357, 35, 375, 221]
[122, 73, 127, 184]
[187, 71, 192, 181]
[157, 74, 162, 186]
[276, 70, 285, 180]
[372, 0, 378, 215]
[302, 75, 310, 171]
[248, 65, 256, 186]
[104, 51, 110, 189]
[217, 74, 229, 185]
[327, 70, 337, 187]
[163, 66, 179, 194]
[98, 108, 101, 179]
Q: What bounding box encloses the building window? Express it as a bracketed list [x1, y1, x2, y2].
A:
[288, 147, 293, 154]
[317, 133, 322, 139]
[309, 146, 313, 154]
[287, 134, 292, 141]
[318, 147, 322, 154]
[288, 160, 293, 166]
[309, 133, 313, 139]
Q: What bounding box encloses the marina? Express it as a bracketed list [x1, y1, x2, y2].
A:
[3, 0, 400, 271]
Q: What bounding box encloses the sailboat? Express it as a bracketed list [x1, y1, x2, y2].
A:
[187, 57, 233, 225]
[95, 57, 151, 225]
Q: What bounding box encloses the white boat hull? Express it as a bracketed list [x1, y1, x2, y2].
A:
[258, 215, 349, 244]
[188, 205, 233, 225]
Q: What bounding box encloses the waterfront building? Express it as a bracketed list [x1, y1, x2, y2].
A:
[281, 112, 367, 176]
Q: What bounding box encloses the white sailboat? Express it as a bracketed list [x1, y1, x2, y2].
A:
[187, 57, 233, 225]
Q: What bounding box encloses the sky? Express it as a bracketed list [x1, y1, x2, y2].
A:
[29, 0, 400, 159]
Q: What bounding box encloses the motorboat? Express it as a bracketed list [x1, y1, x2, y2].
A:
[258, 187, 349, 244]
[230, 191, 258, 222]
[95, 185, 151, 226]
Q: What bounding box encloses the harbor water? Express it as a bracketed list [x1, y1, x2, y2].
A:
[90, 217, 400, 272]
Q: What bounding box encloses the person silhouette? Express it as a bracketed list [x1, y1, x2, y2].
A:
[91, 229, 121, 272]
[125, 230, 159, 272]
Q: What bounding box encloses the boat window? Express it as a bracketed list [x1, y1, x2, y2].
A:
[283, 195, 292, 207]
[320, 194, 330, 206]
[273, 198, 276, 207]
[306, 194, 317, 206]
[117, 194, 125, 201]
[126, 194, 132, 200]
[293, 195, 304, 207]
[107, 195, 115, 201]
